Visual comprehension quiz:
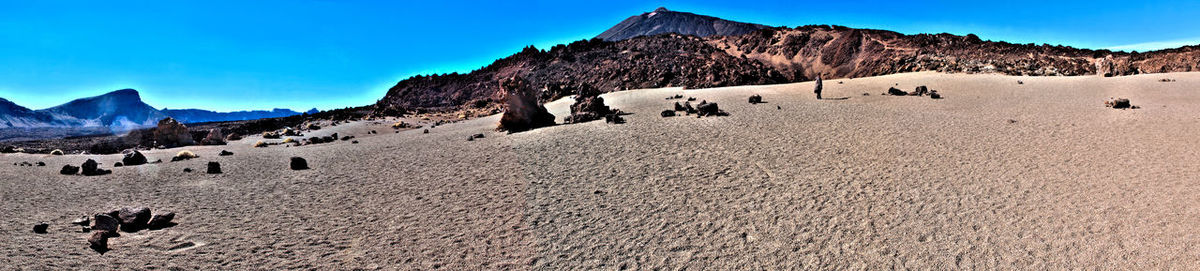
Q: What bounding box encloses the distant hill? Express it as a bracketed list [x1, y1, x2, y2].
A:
[377, 8, 1200, 112]
[0, 89, 310, 132]
[596, 7, 770, 41]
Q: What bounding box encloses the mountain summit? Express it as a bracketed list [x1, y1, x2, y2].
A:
[595, 7, 770, 41]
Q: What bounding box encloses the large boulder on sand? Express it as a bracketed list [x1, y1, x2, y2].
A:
[154, 117, 194, 147]
[80, 159, 111, 176]
[122, 151, 148, 166]
[887, 87, 908, 96]
[564, 83, 616, 123]
[148, 212, 176, 229]
[201, 129, 226, 145]
[496, 76, 556, 132]
[115, 207, 152, 232]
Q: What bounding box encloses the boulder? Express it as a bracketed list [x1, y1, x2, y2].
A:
[114, 162, 123, 167]
[748, 94, 763, 104]
[674, 102, 686, 111]
[496, 76, 556, 132]
[147, 212, 176, 229]
[81, 159, 111, 176]
[92, 214, 119, 232]
[153, 117, 194, 147]
[116, 207, 151, 232]
[122, 151, 148, 166]
[930, 91, 942, 99]
[887, 87, 908, 96]
[290, 157, 309, 170]
[697, 102, 721, 116]
[1107, 98, 1131, 109]
[661, 110, 676, 117]
[60, 165, 79, 175]
[913, 86, 929, 96]
[207, 162, 222, 174]
[219, 150, 234, 156]
[32, 223, 48, 234]
[201, 129, 226, 145]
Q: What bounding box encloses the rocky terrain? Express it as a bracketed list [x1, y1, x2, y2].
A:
[377, 9, 1200, 114]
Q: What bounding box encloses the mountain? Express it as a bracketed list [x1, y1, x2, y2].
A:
[37, 88, 168, 130]
[161, 108, 306, 124]
[596, 7, 770, 41]
[0, 89, 309, 132]
[378, 9, 1200, 112]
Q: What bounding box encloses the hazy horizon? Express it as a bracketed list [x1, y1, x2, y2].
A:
[2, 0, 1198, 112]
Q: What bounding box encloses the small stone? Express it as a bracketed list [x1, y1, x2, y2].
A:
[36, 162, 45, 166]
[113, 162, 123, 167]
[661, 110, 676, 117]
[423, 129, 429, 134]
[33, 223, 48, 234]
[290, 157, 309, 170]
[351, 140, 359, 144]
[748, 94, 763, 104]
[219, 150, 234, 156]
[207, 162, 222, 174]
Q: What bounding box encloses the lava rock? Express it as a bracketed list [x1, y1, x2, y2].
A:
[88, 231, 110, 253]
[116, 207, 152, 232]
[887, 87, 907, 96]
[930, 91, 942, 99]
[496, 76, 556, 132]
[36, 162, 45, 167]
[1108, 98, 1132, 109]
[183, 168, 193, 173]
[661, 110, 676, 117]
[674, 102, 686, 111]
[32, 223, 48, 234]
[604, 113, 626, 124]
[697, 102, 721, 116]
[60, 165, 79, 175]
[147, 212, 175, 230]
[290, 157, 309, 170]
[206, 162, 222, 174]
[748, 94, 763, 104]
[219, 150, 234, 156]
[122, 151, 148, 166]
[113, 162, 123, 167]
[80, 159, 111, 176]
[92, 214, 119, 232]
[913, 86, 929, 96]
[71, 216, 90, 226]
[564, 83, 616, 124]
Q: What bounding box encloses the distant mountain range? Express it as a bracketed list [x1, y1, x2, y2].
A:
[378, 7, 1200, 111]
[0, 89, 314, 130]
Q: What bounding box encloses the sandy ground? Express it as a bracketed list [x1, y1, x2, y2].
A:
[3, 72, 1200, 269]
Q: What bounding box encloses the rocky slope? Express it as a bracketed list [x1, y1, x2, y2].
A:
[596, 7, 770, 41]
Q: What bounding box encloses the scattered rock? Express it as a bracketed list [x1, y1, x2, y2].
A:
[912, 86, 929, 96]
[423, 129, 429, 134]
[340, 136, 353, 141]
[201, 129, 226, 145]
[696, 101, 724, 117]
[71, 216, 89, 226]
[262, 131, 282, 139]
[1018, 80, 1025, 84]
[60, 165, 79, 175]
[122, 151, 148, 166]
[153, 117, 194, 147]
[219, 150, 234, 156]
[929, 91, 942, 99]
[33, 223, 48, 234]
[113, 162, 123, 167]
[36, 161, 44, 166]
[1105, 98, 1132, 109]
[116, 207, 151, 232]
[674, 102, 686, 111]
[887, 87, 908, 96]
[147, 212, 176, 230]
[254, 141, 268, 148]
[183, 168, 193, 173]
[290, 157, 309, 170]
[80, 159, 111, 176]
[605, 113, 626, 124]
[748, 94, 763, 104]
[683, 101, 696, 114]
[88, 231, 109, 253]
[92, 214, 119, 232]
[661, 110, 676, 117]
[565, 83, 617, 123]
[687, 97, 696, 101]
[351, 140, 359, 144]
[496, 76, 556, 132]
[206, 162, 222, 174]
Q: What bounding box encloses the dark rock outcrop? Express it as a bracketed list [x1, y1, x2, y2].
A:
[32, 223, 48, 234]
[496, 76, 556, 132]
[92, 214, 119, 232]
[122, 151, 147, 166]
[565, 83, 616, 123]
[116, 207, 151, 232]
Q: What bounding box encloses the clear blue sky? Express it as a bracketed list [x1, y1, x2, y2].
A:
[1, 0, 1197, 111]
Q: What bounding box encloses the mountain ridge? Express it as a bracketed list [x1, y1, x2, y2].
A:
[596, 7, 771, 41]
[0, 89, 311, 130]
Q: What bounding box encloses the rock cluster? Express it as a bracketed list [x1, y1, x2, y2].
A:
[153, 117, 194, 148]
[564, 83, 617, 124]
[84, 207, 177, 253]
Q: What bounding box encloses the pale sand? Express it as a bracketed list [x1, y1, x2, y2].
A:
[3, 72, 1200, 269]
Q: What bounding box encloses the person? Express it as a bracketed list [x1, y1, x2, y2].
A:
[813, 75, 823, 100]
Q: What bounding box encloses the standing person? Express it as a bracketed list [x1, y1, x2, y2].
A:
[814, 75, 823, 100]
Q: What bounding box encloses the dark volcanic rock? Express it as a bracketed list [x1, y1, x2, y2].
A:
[32, 223, 48, 234]
[88, 231, 109, 253]
[596, 7, 770, 41]
[60, 165, 79, 175]
[148, 212, 176, 230]
[116, 207, 152, 232]
[748, 94, 763, 104]
[565, 83, 617, 124]
[113, 162, 123, 167]
[219, 150, 234, 156]
[496, 76, 556, 132]
[674, 102, 686, 111]
[80, 159, 110, 176]
[697, 102, 722, 116]
[1108, 98, 1132, 109]
[290, 157, 309, 170]
[887, 87, 908, 96]
[206, 162, 222, 174]
[661, 110, 676, 117]
[122, 151, 147, 166]
[92, 214, 119, 232]
[913, 86, 930, 96]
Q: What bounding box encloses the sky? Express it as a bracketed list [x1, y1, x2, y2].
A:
[1, 0, 1198, 111]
